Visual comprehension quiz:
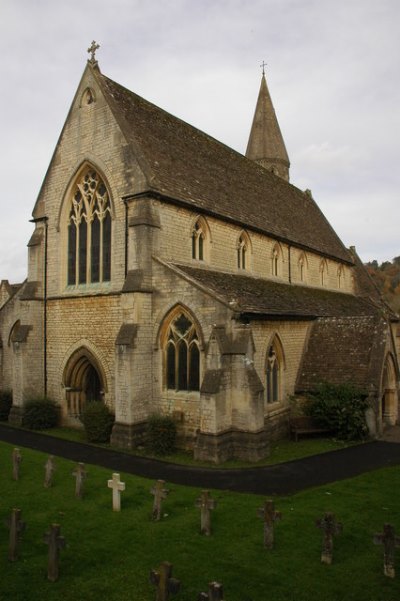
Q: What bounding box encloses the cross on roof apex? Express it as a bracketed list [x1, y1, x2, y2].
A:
[87, 41, 100, 64]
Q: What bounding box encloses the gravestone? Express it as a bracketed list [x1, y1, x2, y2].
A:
[43, 523, 66, 582]
[107, 473, 125, 511]
[198, 581, 225, 600]
[257, 499, 282, 549]
[72, 462, 87, 498]
[151, 480, 169, 521]
[195, 490, 216, 536]
[315, 512, 343, 564]
[44, 455, 56, 488]
[5, 508, 25, 562]
[150, 561, 180, 601]
[374, 523, 400, 578]
[12, 448, 22, 481]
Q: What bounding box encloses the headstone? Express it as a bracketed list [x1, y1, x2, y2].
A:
[257, 499, 282, 549]
[107, 473, 125, 511]
[5, 508, 25, 562]
[72, 462, 87, 498]
[150, 561, 180, 601]
[43, 523, 66, 582]
[195, 490, 216, 536]
[198, 581, 225, 600]
[12, 448, 22, 481]
[373, 523, 400, 578]
[44, 455, 56, 488]
[151, 479, 169, 521]
[316, 512, 343, 564]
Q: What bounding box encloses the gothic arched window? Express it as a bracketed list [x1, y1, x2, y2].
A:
[67, 169, 112, 286]
[265, 338, 284, 404]
[320, 260, 328, 287]
[192, 219, 206, 261]
[271, 244, 281, 276]
[237, 232, 250, 270]
[337, 265, 344, 289]
[165, 312, 200, 391]
[298, 253, 307, 282]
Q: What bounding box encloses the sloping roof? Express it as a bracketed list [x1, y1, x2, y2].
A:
[296, 316, 388, 392]
[96, 70, 352, 264]
[171, 264, 379, 319]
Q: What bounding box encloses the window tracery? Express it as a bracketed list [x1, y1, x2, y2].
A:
[67, 169, 112, 286]
[165, 312, 200, 392]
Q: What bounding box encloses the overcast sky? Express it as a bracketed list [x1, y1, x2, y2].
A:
[1, 0, 399, 282]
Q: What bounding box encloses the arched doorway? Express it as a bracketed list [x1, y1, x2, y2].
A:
[381, 354, 398, 427]
[63, 349, 105, 418]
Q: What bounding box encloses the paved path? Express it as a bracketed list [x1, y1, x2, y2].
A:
[1, 423, 400, 495]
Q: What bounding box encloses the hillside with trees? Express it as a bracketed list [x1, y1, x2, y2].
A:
[365, 256, 400, 313]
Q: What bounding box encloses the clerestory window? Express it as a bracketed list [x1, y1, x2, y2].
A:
[237, 234, 248, 270]
[165, 312, 200, 391]
[192, 220, 205, 261]
[67, 169, 112, 286]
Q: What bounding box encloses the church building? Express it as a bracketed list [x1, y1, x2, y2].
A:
[0, 45, 399, 462]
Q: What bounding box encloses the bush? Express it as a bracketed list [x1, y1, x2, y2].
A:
[23, 398, 59, 430]
[80, 401, 115, 443]
[146, 414, 177, 455]
[306, 382, 369, 441]
[0, 390, 13, 421]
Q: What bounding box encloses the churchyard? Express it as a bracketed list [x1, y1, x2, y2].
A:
[1, 441, 400, 601]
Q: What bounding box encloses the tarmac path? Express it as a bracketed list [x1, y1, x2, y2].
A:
[1, 423, 400, 495]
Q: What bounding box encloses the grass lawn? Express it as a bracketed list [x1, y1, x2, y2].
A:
[1, 442, 400, 600]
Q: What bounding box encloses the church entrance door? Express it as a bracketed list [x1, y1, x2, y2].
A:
[63, 349, 105, 418]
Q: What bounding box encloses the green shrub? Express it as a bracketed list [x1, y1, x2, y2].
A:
[23, 398, 59, 430]
[146, 414, 177, 455]
[80, 401, 115, 443]
[0, 390, 13, 421]
[306, 382, 369, 440]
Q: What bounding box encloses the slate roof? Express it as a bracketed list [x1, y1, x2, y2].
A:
[171, 264, 379, 319]
[97, 70, 352, 264]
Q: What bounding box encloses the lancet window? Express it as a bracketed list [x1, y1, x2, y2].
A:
[192, 220, 205, 261]
[272, 244, 281, 276]
[265, 339, 284, 404]
[165, 312, 200, 392]
[67, 169, 112, 286]
[237, 233, 249, 270]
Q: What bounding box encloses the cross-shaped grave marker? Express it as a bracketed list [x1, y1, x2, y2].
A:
[5, 508, 25, 562]
[198, 581, 225, 600]
[44, 455, 56, 488]
[373, 523, 400, 578]
[316, 512, 343, 564]
[12, 448, 21, 481]
[107, 473, 125, 511]
[195, 490, 216, 536]
[150, 561, 180, 601]
[72, 462, 87, 498]
[151, 479, 169, 521]
[257, 499, 282, 549]
[43, 523, 66, 582]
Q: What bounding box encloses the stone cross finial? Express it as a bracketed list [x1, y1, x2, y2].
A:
[44, 455, 56, 488]
[260, 61, 267, 76]
[150, 561, 180, 601]
[257, 499, 282, 549]
[374, 523, 400, 578]
[87, 40, 100, 64]
[43, 524, 66, 582]
[5, 508, 26, 562]
[12, 448, 22, 480]
[316, 512, 343, 564]
[195, 490, 216, 536]
[72, 462, 87, 498]
[151, 479, 169, 521]
[198, 581, 225, 601]
[107, 473, 125, 511]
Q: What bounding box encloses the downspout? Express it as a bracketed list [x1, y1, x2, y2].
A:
[124, 198, 128, 278]
[288, 244, 292, 283]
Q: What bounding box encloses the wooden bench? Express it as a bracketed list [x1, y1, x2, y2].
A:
[290, 416, 333, 442]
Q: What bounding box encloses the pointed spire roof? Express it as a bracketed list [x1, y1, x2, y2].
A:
[246, 73, 290, 181]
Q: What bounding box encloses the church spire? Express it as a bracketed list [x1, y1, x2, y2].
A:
[245, 69, 290, 182]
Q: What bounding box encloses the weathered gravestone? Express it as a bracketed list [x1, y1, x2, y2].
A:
[5, 508, 25, 562]
[257, 499, 282, 549]
[151, 480, 169, 521]
[12, 448, 22, 481]
[315, 512, 343, 564]
[374, 523, 400, 578]
[107, 473, 125, 511]
[72, 462, 87, 498]
[198, 581, 225, 600]
[150, 561, 180, 601]
[195, 490, 216, 536]
[44, 455, 56, 488]
[43, 523, 66, 582]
